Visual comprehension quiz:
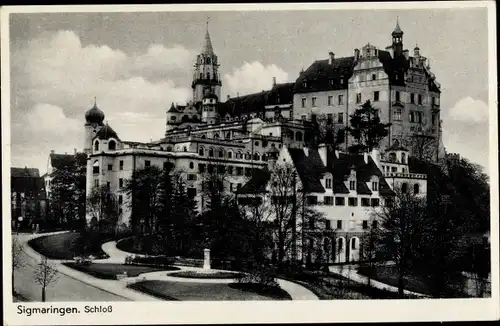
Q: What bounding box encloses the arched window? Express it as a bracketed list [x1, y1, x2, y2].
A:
[414, 183, 420, 194]
[401, 153, 406, 164]
[108, 140, 116, 151]
[189, 162, 194, 169]
[199, 147, 204, 156]
[201, 135, 206, 139]
[236, 151, 243, 159]
[351, 237, 358, 250]
[192, 115, 198, 121]
[206, 57, 211, 64]
[218, 148, 224, 158]
[207, 72, 211, 80]
[92, 160, 99, 174]
[401, 182, 408, 193]
[262, 154, 268, 161]
[209, 147, 214, 157]
[337, 238, 344, 253]
[214, 133, 220, 139]
[253, 153, 260, 161]
[183, 146, 187, 152]
[167, 146, 173, 152]
[225, 132, 231, 139]
[296, 131, 303, 141]
[227, 151, 233, 159]
[388, 152, 397, 163]
[245, 152, 251, 160]
[94, 140, 100, 152]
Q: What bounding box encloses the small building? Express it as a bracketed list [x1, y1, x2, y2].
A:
[11, 167, 47, 228]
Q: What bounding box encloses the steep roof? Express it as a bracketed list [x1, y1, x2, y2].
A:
[238, 169, 271, 194]
[219, 82, 294, 117]
[95, 124, 119, 140]
[202, 28, 214, 54]
[294, 56, 356, 93]
[11, 167, 40, 178]
[287, 148, 326, 193]
[49, 153, 87, 171]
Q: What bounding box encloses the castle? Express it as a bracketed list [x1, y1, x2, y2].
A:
[81, 21, 444, 262]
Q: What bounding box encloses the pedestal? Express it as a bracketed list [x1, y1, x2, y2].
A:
[203, 248, 211, 270]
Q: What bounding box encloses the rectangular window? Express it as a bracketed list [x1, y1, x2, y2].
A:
[301, 98, 306, 108]
[306, 196, 318, 205]
[372, 181, 378, 191]
[236, 167, 243, 176]
[417, 112, 423, 124]
[410, 93, 415, 104]
[410, 111, 415, 123]
[324, 196, 334, 205]
[371, 74, 376, 81]
[301, 114, 307, 121]
[395, 91, 401, 102]
[106, 181, 110, 189]
[391, 167, 397, 172]
[94, 179, 99, 188]
[372, 220, 378, 228]
[349, 180, 356, 190]
[348, 197, 358, 206]
[93, 166, 99, 174]
[338, 94, 344, 105]
[325, 179, 332, 189]
[328, 96, 333, 106]
[349, 220, 355, 229]
[338, 113, 344, 124]
[418, 94, 423, 104]
[326, 220, 331, 230]
[432, 114, 436, 126]
[311, 114, 317, 123]
[432, 97, 436, 106]
[163, 161, 170, 170]
[198, 164, 206, 173]
[118, 195, 123, 205]
[119, 208, 122, 215]
[107, 164, 113, 171]
[327, 113, 333, 123]
[227, 166, 233, 175]
[218, 165, 225, 174]
[337, 220, 342, 229]
[207, 165, 214, 173]
[119, 160, 124, 170]
[385, 198, 394, 208]
[187, 188, 197, 198]
[371, 198, 380, 207]
[362, 220, 369, 230]
[187, 174, 197, 181]
[145, 160, 151, 167]
[394, 108, 402, 121]
[119, 178, 123, 188]
[361, 198, 370, 207]
[311, 97, 317, 107]
[356, 93, 362, 103]
[373, 91, 379, 102]
[335, 197, 345, 206]
[245, 168, 252, 177]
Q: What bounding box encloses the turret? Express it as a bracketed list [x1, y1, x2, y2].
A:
[391, 18, 404, 58]
[201, 93, 219, 125]
[84, 98, 105, 154]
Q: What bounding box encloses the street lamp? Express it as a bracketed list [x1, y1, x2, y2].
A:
[17, 216, 24, 235]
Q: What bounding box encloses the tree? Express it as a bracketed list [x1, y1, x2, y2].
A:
[371, 187, 427, 298]
[310, 113, 346, 149]
[34, 257, 59, 302]
[48, 154, 86, 229]
[86, 185, 120, 236]
[12, 237, 24, 295]
[401, 122, 438, 162]
[347, 100, 391, 153]
[360, 218, 378, 287]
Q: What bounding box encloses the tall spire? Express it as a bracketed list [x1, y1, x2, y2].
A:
[202, 17, 214, 54]
[393, 16, 403, 35]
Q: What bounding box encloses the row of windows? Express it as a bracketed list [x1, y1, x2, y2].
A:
[306, 196, 380, 207]
[301, 95, 345, 108]
[300, 113, 344, 124]
[94, 140, 116, 152]
[198, 147, 281, 160]
[198, 164, 258, 177]
[325, 219, 378, 230]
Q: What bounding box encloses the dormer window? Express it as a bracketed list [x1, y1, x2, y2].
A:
[108, 140, 116, 151]
[349, 180, 356, 190]
[372, 181, 378, 191]
[94, 140, 99, 152]
[303, 81, 307, 88]
[325, 178, 332, 189]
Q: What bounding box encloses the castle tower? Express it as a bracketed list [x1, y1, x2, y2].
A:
[83, 98, 105, 154]
[391, 18, 404, 57]
[201, 93, 219, 125]
[192, 21, 222, 103]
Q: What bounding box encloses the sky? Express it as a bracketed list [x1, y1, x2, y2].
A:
[6, 7, 492, 174]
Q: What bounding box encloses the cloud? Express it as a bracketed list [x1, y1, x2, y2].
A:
[10, 30, 193, 172]
[223, 61, 289, 97]
[446, 97, 489, 123]
[442, 97, 490, 172]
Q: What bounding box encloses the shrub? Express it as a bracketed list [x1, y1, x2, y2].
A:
[130, 255, 175, 267]
[237, 266, 279, 288]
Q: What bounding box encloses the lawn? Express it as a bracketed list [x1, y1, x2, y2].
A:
[128, 280, 292, 301]
[63, 263, 179, 280]
[357, 265, 467, 297]
[28, 232, 109, 260]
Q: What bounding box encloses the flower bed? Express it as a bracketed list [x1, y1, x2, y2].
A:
[63, 262, 179, 280]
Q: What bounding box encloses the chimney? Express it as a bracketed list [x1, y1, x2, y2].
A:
[50, 150, 55, 155]
[318, 143, 328, 166]
[403, 49, 409, 60]
[354, 48, 360, 61]
[370, 148, 382, 171]
[328, 52, 335, 65]
[272, 76, 276, 87]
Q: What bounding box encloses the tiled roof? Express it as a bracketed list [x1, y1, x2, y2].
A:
[50, 153, 87, 170]
[95, 124, 119, 140]
[294, 57, 356, 93]
[219, 82, 294, 117]
[287, 148, 326, 193]
[167, 103, 181, 113]
[11, 167, 40, 178]
[238, 169, 271, 194]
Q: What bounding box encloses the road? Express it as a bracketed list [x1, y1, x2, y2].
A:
[12, 234, 127, 302]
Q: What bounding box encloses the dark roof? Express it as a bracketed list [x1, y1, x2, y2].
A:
[50, 153, 87, 170]
[167, 103, 181, 113]
[287, 148, 326, 193]
[294, 56, 356, 93]
[238, 169, 271, 194]
[11, 167, 46, 198]
[219, 82, 294, 117]
[95, 124, 119, 140]
[85, 103, 105, 124]
[11, 167, 40, 178]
